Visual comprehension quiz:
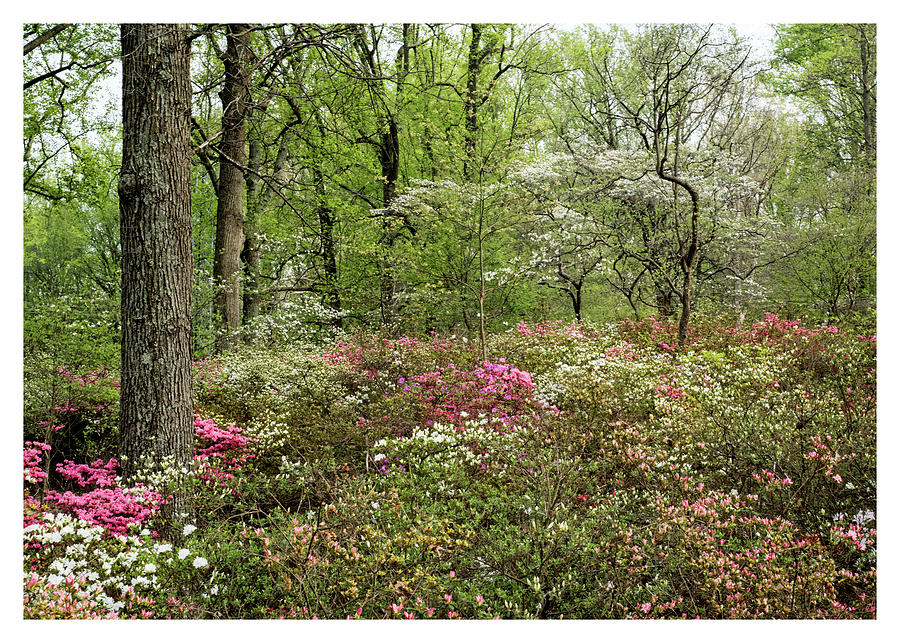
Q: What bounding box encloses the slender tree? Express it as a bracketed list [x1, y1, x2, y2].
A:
[212, 24, 252, 351]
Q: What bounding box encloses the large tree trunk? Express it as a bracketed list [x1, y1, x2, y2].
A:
[213, 24, 251, 352]
[118, 24, 193, 518]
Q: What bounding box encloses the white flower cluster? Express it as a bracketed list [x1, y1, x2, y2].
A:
[215, 345, 348, 418]
[24, 510, 216, 617]
[240, 295, 345, 346]
[275, 455, 310, 480]
[244, 410, 294, 455]
[126, 452, 197, 492]
[376, 421, 530, 478]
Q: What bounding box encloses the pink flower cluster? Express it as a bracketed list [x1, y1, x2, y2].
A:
[654, 376, 685, 400]
[722, 312, 844, 344]
[320, 333, 462, 379]
[23, 443, 165, 536]
[516, 320, 587, 339]
[618, 315, 690, 349]
[831, 521, 875, 552]
[57, 366, 119, 389]
[751, 469, 793, 492]
[24, 573, 120, 619]
[193, 416, 255, 487]
[804, 435, 845, 481]
[56, 458, 119, 487]
[44, 486, 166, 536]
[24, 442, 51, 485]
[397, 360, 540, 433]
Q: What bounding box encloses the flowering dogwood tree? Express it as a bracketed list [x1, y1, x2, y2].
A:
[387, 177, 539, 358]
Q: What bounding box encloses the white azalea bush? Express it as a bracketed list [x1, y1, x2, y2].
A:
[23, 512, 216, 619]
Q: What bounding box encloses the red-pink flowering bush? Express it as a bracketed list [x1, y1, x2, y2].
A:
[515, 320, 591, 339]
[56, 458, 119, 487]
[193, 415, 255, 488]
[44, 484, 166, 536]
[322, 333, 477, 381]
[364, 359, 545, 437]
[24, 440, 166, 537]
[24, 441, 52, 485]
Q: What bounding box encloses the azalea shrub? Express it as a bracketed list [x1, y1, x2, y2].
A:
[23, 312, 876, 619]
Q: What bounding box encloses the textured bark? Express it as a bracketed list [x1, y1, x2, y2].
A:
[312, 166, 343, 328]
[463, 24, 482, 181]
[118, 24, 193, 496]
[857, 24, 876, 159]
[213, 24, 251, 352]
[242, 139, 261, 324]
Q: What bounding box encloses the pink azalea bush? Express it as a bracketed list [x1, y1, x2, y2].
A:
[193, 415, 255, 488]
[24, 444, 165, 537]
[369, 360, 543, 436]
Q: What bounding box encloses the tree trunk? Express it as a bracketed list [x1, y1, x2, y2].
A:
[213, 24, 251, 352]
[118, 24, 193, 520]
[656, 289, 674, 318]
[463, 23, 482, 181]
[656, 168, 700, 348]
[677, 269, 693, 347]
[856, 24, 876, 159]
[242, 139, 261, 325]
[314, 167, 343, 328]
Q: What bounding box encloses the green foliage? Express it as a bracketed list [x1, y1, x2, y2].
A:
[24, 24, 119, 201]
[770, 23, 876, 164]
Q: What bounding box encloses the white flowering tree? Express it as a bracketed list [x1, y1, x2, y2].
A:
[546, 24, 774, 344]
[387, 177, 539, 358]
[509, 127, 779, 324]
[509, 157, 607, 320]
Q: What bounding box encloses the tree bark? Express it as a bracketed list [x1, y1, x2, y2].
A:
[856, 24, 876, 159]
[242, 139, 261, 324]
[463, 23, 482, 181]
[213, 24, 251, 352]
[117, 24, 193, 515]
[313, 166, 343, 328]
